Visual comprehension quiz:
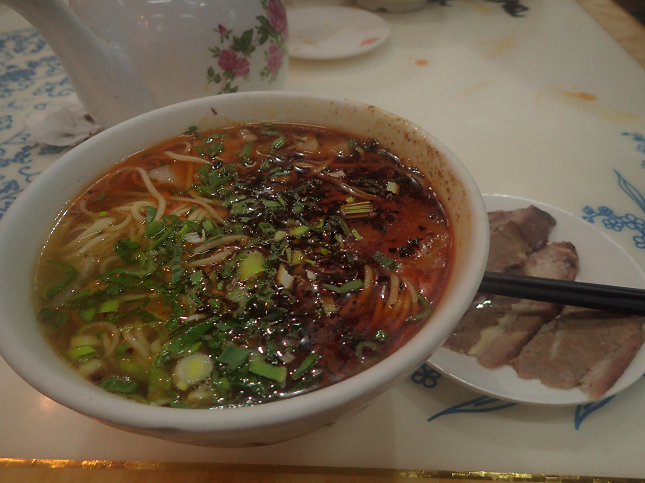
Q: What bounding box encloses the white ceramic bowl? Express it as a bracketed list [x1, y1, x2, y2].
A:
[0, 92, 488, 447]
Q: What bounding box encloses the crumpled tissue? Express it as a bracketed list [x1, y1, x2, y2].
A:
[25, 94, 101, 146]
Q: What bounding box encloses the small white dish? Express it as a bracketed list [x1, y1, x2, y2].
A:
[287, 6, 390, 60]
[429, 194, 645, 406]
[356, 0, 428, 13]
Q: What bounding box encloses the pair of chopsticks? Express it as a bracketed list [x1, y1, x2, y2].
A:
[479, 272, 645, 316]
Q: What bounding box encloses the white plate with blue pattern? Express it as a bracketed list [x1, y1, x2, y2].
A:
[429, 194, 645, 406]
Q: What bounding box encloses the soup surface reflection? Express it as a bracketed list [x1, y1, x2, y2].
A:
[34, 123, 452, 408]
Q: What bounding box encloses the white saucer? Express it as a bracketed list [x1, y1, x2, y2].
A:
[287, 7, 390, 60]
[429, 194, 645, 406]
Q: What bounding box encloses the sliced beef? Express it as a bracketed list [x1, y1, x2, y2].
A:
[443, 204, 643, 398]
[524, 241, 579, 281]
[486, 221, 531, 273]
[488, 205, 556, 250]
[559, 305, 628, 320]
[485, 206, 556, 273]
[476, 312, 551, 368]
[443, 292, 562, 369]
[444, 207, 579, 370]
[511, 314, 644, 398]
[443, 295, 518, 354]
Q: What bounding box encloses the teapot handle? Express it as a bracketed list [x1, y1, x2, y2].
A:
[0, 0, 157, 127]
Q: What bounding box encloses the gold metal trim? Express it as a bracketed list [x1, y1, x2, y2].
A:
[0, 459, 643, 482]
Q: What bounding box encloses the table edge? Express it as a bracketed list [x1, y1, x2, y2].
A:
[576, 0, 645, 70]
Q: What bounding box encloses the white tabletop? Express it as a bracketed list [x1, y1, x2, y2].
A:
[1, 0, 645, 478]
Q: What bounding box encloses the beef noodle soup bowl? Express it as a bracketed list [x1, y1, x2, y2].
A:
[0, 92, 488, 447]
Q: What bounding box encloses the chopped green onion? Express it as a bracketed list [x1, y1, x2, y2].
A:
[202, 219, 216, 234]
[38, 307, 68, 328]
[330, 215, 351, 236]
[169, 242, 184, 285]
[340, 201, 373, 218]
[238, 251, 266, 280]
[119, 358, 149, 382]
[98, 299, 119, 313]
[214, 376, 231, 394]
[292, 201, 304, 214]
[257, 222, 276, 236]
[229, 199, 255, 215]
[189, 270, 205, 284]
[356, 341, 378, 360]
[114, 238, 141, 264]
[407, 295, 433, 323]
[375, 330, 388, 342]
[323, 279, 364, 294]
[145, 206, 157, 224]
[114, 344, 129, 355]
[148, 366, 172, 390]
[207, 141, 224, 157]
[262, 200, 282, 208]
[143, 220, 164, 237]
[169, 401, 193, 409]
[217, 344, 250, 368]
[372, 251, 399, 271]
[271, 170, 290, 177]
[240, 142, 253, 161]
[42, 260, 78, 300]
[215, 321, 232, 331]
[67, 345, 98, 362]
[158, 319, 214, 363]
[271, 136, 286, 150]
[79, 306, 97, 323]
[249, 359, 287, 383]
[70, 289, 91, 301]
[226, 284, 248, 304]
[174, 353, 214, 386]
[99, 377, 140, 394]
[208, 298, 224, 310]
[289, 225, 309, 238]
[290, 249, 304, 266]
[292, 352, 317, 380]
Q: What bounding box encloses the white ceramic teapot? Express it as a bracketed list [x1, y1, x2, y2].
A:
[2, 0, 289, 128]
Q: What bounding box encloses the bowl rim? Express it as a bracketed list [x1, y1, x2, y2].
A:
[0, 91, 489, 435]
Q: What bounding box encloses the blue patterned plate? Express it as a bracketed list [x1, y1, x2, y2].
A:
[429, 194, 645, 405]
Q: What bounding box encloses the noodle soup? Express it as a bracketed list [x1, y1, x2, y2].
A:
[34, 122, 452, 409]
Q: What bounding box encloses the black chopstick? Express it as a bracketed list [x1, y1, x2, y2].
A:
[479, 271, 645, 316]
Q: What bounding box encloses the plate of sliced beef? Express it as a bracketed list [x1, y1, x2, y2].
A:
[429, 194, 645, 405]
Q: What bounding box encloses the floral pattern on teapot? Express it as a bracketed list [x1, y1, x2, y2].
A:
[207, 0, 288, 94]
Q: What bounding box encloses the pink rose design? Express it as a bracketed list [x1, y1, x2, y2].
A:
[218, 49, 237, 71]
[267, 44, 283, 74]
[267, 0, 288, 35]
[232, 57, 250, 77]
[217, 24, 228, 36]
